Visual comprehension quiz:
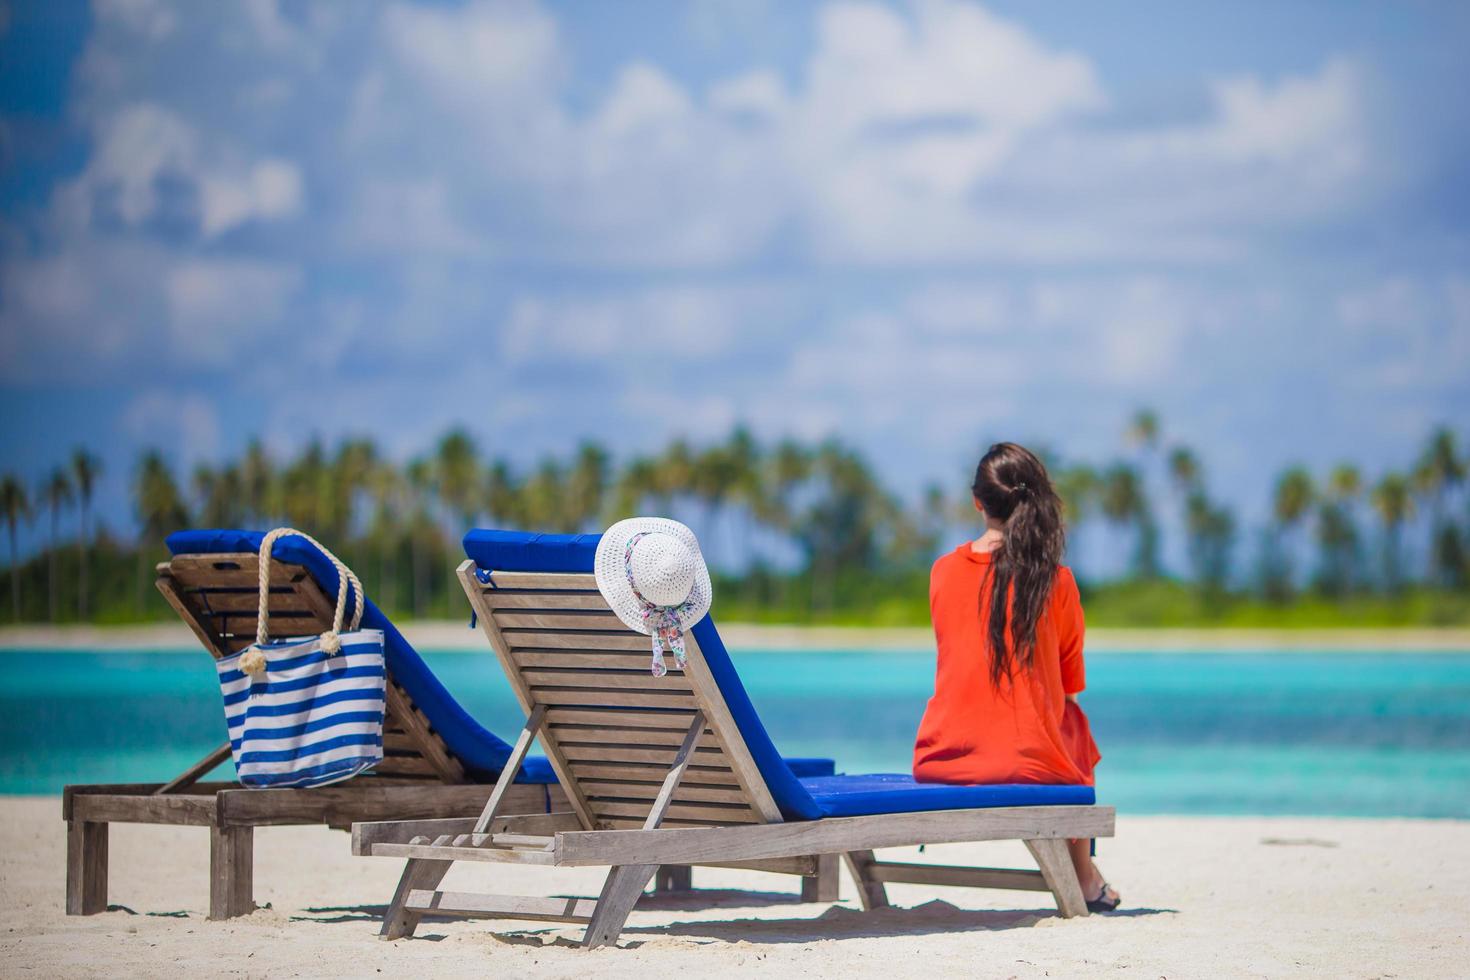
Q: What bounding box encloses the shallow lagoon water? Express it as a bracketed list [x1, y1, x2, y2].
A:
[2, 648, 1467, 817]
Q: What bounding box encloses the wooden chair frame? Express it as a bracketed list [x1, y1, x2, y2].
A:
[63, 552, 558, 920]
[353, 564, 1114, 948]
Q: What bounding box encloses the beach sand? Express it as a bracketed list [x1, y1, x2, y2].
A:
[3, 799, 1464, 978]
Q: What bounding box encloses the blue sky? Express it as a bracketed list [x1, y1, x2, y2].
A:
[1, 0, 1468, 561]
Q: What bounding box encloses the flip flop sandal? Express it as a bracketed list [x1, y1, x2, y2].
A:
[1086, 882, 1121, 913]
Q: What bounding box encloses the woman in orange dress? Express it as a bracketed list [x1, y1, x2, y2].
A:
[913, 442, 1120, 911]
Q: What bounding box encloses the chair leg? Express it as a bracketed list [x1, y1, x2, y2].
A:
[801, 853, 840, 902]
[582, 863, 658, 949]
[652, 865, 692, 892]
[842, 850, 890, 910]
[65, 820, 109, 915]
[1024, 838, 1088, 918]
[380, 858, 453, 940]
[209, 825, 254, 920]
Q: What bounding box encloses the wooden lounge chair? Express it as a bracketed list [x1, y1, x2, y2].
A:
[64, 529, 835, 920]
[352, 530, 1115, 949]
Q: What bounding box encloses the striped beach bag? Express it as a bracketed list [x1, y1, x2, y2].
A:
[214, 528, 387, 789]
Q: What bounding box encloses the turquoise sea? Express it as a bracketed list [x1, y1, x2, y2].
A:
[2, 649, 1467, 818]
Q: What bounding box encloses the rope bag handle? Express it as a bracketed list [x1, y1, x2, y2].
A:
[253, 527, 364, 656]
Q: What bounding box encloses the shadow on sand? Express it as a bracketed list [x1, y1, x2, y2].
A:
[633, 887, 816, 910]
[294, 891, 1176, 947]
[620, 899, 1178, 945]
[293, 904, 387, 924]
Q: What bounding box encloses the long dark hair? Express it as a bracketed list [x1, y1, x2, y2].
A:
[971, 442, 1066, 687]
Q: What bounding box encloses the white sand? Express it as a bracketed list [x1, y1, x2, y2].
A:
[4, 799, 1465, 978]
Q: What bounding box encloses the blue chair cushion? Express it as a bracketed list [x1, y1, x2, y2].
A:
[783, 758, 837, 778]
[517, 755, 558, 784]
[463, 529, 601, 575]
[799, 774, 1095, 818]
[495, 756, 826, 784]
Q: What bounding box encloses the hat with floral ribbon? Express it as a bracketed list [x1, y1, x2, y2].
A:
[593, 517, 713, 676]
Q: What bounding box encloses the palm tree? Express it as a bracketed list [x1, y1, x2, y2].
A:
[1184, 490, 1235, 609]
[753, 440, 811, 607]
[1054, 463, 1099, 574]
[1167, 447, 1201, 495]
[918, 482, 951, 558]
[486, 460, 523, 527]
[405, 457, 436, 616]
[40, 469, 74, 622]
[519, 459, 570, 531]
[795, 441, 892, 613]
[719, 427, 762, 568]
[192, 463, 246, 528]
[331, 438, 379, 542]
[657, 439, 696, 516]
[281, 439, 328, 531]
[693, 441, 739, 563]
[1123, 411, 1162, 578]
[1, 475, 30, 622]
[1098, 463, 1148, 578]
[1127, 409, 1160, 454]
[565, 442, 610, 532]
[1167, 447, 1217, 592]
[71, 449, 101, 621]
[1316, 464, 1362, 597]
[1413, 428, 1465, 587]
[1264, 466, 1315, 599]
[1274, 467, 1315, 526]
[240, 439, 276, 526]
[134, 450, 189, 613]
[1370, 472, 1414, 593]
[760, 439, 811, 533]
[367, 460, 404, 611]
[1328, 464, 1362, 501]
[435, 429, 482, 530]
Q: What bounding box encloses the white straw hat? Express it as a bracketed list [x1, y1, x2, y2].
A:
[594, 517, 713, 675]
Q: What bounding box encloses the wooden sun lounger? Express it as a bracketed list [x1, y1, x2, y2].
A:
[63, 552, 564, 920]
[352, 562, 1115, 949]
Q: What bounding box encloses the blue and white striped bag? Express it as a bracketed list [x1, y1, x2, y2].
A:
[214, 528, 386, 789]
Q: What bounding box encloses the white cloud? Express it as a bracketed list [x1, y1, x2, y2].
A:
[1030, 278, 1195, 385]
[500, 287, 753, 363]
[164, 259, 303, 364]
[77, 103, 196, 226]
[804, 0, 1102, 132]
[94, 0, 177, 41]
[48, 102, 305, 240]
[1335, 275, 1470, 390]
[200, 158, 303, 237]
[120, 390, 223, 463]
[709, 70, 788, 118]
[339, 176, 487, 255]
[904, 282, 1012, 335]
[0, 241, 172, 382]
[380, 0, 562, 110]
[597, 64, 694, 135]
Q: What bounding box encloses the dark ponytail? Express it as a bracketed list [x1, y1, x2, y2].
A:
[971, 442, 1066, 687]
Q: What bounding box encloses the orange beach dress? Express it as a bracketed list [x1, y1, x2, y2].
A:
[913, 544, 1101, 786]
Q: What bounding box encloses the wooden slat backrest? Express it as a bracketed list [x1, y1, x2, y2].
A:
[155, 553, 465, 784]
[458, 561, 783, 831]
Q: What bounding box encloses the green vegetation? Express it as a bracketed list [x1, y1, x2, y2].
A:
[2, 414, 1468, 628]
